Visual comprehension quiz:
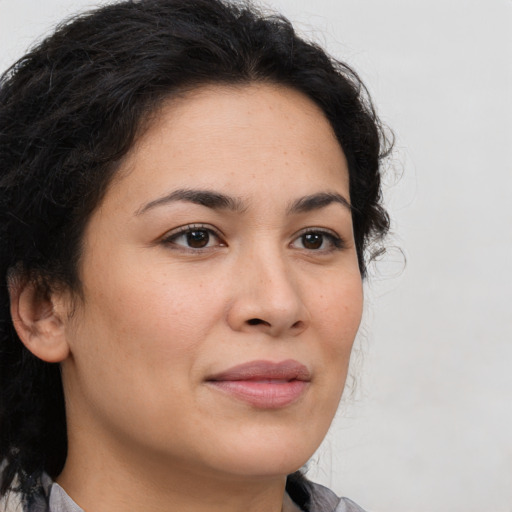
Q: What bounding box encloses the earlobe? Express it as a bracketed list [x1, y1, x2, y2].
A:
[8, 276, 70, 363]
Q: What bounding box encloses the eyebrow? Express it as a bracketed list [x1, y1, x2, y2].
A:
[287, 192, 352, 214]
[136, 188, 246, 215]
[136, 188, 351, 216]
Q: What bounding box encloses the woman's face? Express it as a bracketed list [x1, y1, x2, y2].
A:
[60, 83, 363, 481]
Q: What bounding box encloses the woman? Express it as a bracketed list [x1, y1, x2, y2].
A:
[0, 1, 390, 511]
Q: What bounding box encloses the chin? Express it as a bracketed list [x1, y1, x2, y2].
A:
[203, 426, 323, 479]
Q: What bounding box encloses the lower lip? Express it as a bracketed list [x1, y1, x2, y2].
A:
[207, 380, 308, 409]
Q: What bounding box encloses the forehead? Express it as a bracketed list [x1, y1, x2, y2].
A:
[105, 83, 349, 212]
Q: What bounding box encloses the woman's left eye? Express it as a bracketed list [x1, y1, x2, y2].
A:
[162, 225, 224, 250]
[291, 230, 344, 251]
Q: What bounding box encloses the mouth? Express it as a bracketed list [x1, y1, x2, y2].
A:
[205, 359, 311, 409]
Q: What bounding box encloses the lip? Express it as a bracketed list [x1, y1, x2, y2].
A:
[206, 359, 311, 409]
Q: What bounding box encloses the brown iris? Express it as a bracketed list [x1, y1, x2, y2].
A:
[186, 229, 210, 248]
[302, 233, 323, 250]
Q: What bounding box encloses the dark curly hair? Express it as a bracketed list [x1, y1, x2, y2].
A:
[0, 0, 390, 500]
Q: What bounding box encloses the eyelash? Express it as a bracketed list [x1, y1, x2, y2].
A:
[161, 224, 225, 251]
[161, 224, 345, 253]
[291, 228, 345, 252]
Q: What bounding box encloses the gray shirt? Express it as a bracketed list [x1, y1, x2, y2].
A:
[48, 479, 367, 512]
[1, 474, 368, 512]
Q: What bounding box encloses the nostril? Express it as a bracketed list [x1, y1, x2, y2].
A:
[247, 318, 270, 327]
[291, 321, 304, 330]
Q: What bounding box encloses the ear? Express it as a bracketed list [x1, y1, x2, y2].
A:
[8, 276, 70, 363]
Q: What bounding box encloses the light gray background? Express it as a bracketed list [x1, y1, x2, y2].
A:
[1, 1, 511, 511]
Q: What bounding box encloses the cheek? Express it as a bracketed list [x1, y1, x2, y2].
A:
[85, 258, 221, 350]
[314, 275, 363, 352]
[63, 269, 220, 426]
[310, 273, 363, 409]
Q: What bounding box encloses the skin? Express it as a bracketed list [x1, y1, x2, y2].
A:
[12, 83, 363, 512]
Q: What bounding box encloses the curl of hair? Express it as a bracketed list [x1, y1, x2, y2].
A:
[0, 0, 391, 497]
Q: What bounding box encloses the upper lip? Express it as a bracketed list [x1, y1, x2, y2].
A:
[206, 359, 311, 382]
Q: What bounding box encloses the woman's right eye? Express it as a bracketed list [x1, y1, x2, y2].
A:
[162, 225, 225, 250]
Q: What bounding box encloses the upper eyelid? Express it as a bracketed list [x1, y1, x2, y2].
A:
[290, 227, 346, 250]
[162, 225, 342, 237]
[160, 225, 226, 252]
[292, 226, 342, 239]
[161, 223, 224, 241]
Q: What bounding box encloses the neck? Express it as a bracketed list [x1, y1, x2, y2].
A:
[58, 440, 291, 512]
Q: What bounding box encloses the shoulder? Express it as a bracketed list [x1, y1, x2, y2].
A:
[286, 473, 368, 512]
[307, 481, 368, 512]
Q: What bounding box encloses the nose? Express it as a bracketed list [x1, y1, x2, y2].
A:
[226, 251, 310, 337]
